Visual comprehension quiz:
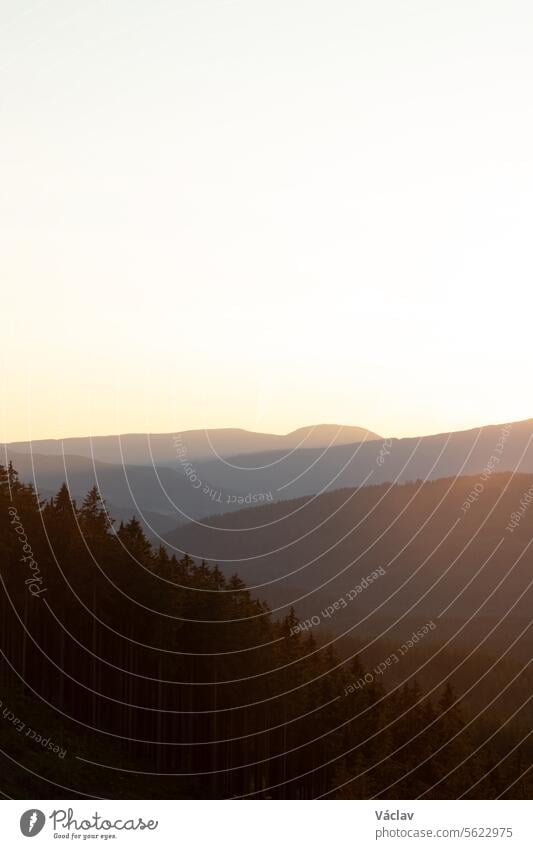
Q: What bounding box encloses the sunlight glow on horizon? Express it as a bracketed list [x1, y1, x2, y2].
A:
[1, 0, 532, 443]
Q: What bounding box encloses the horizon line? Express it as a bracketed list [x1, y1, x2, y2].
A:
[2, 415, 532, 447]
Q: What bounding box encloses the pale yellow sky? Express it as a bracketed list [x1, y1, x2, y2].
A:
[1, 0, 532, 443]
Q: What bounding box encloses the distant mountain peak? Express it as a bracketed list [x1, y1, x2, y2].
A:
[286, 424, 381, 444]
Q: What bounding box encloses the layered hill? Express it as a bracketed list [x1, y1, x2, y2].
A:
[187, 418, 533, 494]
[167, 471, 533, 653]
[5, 423, 380, 466]
[5, 418, 533, 546]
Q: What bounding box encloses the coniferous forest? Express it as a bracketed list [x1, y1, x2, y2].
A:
[0, 461, 531, 800]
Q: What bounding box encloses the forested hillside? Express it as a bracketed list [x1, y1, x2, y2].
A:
[0, 463, 530, 799]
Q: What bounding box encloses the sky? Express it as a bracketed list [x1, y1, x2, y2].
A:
[1, 0, 532, 443]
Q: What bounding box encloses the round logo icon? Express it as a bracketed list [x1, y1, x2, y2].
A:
[20, 810, 46, 837]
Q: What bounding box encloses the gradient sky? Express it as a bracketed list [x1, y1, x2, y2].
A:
[1, 0, 532, 443]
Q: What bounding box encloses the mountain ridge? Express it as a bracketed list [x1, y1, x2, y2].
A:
[4, 422, 381, 466]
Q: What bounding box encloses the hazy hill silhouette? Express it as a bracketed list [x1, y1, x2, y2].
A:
[5, 423, 380, 466]
[167, 471, 533, 655]
[184, 417, 533, 499]
[5, 418, 533, 547]
[3, 424, 379, 538]
[5, 449, 279, 538]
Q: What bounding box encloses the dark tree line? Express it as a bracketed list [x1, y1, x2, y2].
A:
[0, 463, 530, 799]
